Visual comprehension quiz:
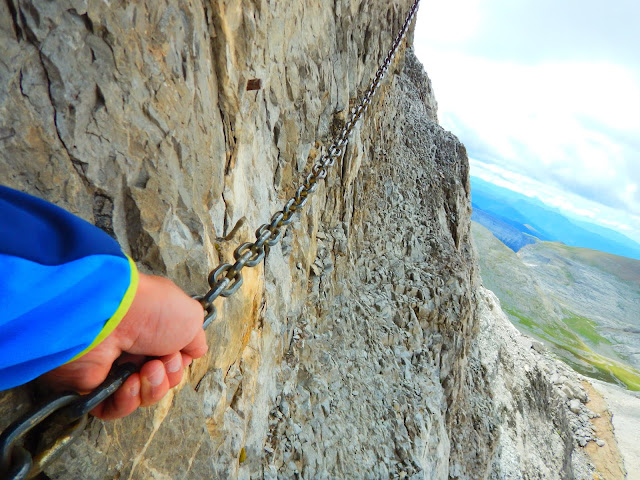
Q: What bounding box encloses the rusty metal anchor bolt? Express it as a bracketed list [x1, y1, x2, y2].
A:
[246, 78, 262, 91]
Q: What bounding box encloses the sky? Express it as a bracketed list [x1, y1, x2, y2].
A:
[412, 0, 640, 244]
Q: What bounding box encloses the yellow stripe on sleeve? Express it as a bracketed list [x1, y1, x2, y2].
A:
[66, 255, 139, 363]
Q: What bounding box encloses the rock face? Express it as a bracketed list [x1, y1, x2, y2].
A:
[0, 1, 608, 479]
[471, 288, 602, 480]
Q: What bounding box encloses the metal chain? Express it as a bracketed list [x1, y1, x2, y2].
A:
[0, 1, 420, 478]
[195, 0, 421, 327]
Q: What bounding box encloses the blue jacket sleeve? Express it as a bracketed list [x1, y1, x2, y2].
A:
[0, 186, 138, 390]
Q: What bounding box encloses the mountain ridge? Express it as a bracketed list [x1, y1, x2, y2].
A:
[471, 176, 640, 260]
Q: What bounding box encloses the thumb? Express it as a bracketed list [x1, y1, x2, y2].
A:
[181, 328, 208, 359]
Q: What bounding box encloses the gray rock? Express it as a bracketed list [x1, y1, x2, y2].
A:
[569, 399, 582, 414]
[531, 340, 546, 353]
[563, 385, 576, 399]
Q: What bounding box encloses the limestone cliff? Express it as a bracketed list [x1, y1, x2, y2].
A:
[0, 1, 614, 479]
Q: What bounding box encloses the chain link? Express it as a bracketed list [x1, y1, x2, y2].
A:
[0, 363, 137, 479]
[0, 2, 420, 478]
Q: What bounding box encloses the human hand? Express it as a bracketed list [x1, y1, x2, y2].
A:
[41, 273, 208, 420]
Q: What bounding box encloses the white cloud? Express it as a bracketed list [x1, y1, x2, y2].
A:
[412, 44, 640, 213]
[412, 0, 640, 240]
[414, 0, 482, 44]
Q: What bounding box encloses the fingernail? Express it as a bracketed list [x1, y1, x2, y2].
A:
[147, 365, 165, 386]
[130, 383, 140, 397]
[166, 355, 181, 373]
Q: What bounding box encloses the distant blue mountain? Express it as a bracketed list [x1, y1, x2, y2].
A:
[471, 176, 640, 260]
[471, 207, 538, 252]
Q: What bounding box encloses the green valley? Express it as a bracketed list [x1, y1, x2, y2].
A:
[472, 222, 640, 390]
